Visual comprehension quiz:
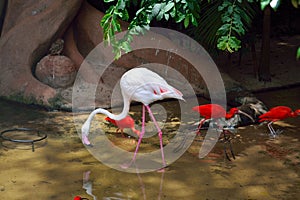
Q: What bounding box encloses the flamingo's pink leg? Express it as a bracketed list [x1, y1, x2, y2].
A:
[132, 105, 146, 161]
[145, 105, 166, 168]
[122, 105, 146, 168]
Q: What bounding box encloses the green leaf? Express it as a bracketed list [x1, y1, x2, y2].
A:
[233, 12, 242, 22]
[164, 13, 170, 20]
[228, 36, 241, 51]
[291, 0, 300, 8]
[175, 12, 186, 23]
[188, 2, 194, 10]
[143, 24, 150, 31]
[116, 0, 126, 10]
[184, 15, 190, 28]
[106, 6, 115, 15]
[152, 3, 162, 17]
[132, 25, 145, 35]
[270, 0, 280, 10]
[217, 36, 228, 50]
[125, 33, 133, 43]
[121, 9, 129, 21]
[297, 47, 300, 60]
[111, 19, 121, 32]
[190, 15, 198, 26]
[228, 5, 234, 14]
[114, 50, 122, 60]
[260, 0, 271, 10]
[222, 16, 232, 23]
[170, 7, 176, 18]
[121, 41, 132, 53]
[217, 35, 241, 53]
[104, 0, 115, 2]
[232, 26, 245, 35]
[136, 7, 145, 16]
[218, 5, 225, 11]
[157, 10, 164, 21]
[217, 24, 230, 35]
[100, 13, 112, 26]
[114, 10, 123, 18]
[164, 2, 174, 12]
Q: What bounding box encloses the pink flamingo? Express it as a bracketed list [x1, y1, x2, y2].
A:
[105, 116, 140, 137]
[259, 106, 300, 137]
[81, 68, 184, 169]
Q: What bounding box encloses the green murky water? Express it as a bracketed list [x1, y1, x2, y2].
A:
[0, 87, 300, 199]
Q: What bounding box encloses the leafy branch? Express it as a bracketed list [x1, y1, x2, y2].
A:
[100, 0, 200, 59]
[101, 0, 297, 58]
[100, 0, 130, 58]
[216, 0, 254, 53]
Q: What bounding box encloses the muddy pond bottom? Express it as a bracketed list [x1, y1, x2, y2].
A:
[0, 87, 300, 199]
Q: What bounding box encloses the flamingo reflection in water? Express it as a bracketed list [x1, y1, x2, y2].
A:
[77, 169, 165, 200]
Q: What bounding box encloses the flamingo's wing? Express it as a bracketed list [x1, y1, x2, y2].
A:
[121, 68, 183, 105]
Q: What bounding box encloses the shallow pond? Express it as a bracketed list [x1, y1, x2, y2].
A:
[0, 87, 300, 199]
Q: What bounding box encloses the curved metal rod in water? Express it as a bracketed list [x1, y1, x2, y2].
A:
[174, 126, 236, 161]
[0, 128, 47, 152]
[221, 129, 236, 161]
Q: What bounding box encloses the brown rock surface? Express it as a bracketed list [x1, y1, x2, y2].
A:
[0, 0, 271, 109]
[74, 1, 129, 57]
[74, 1, 105, 57]
[0, 0, 82, 105]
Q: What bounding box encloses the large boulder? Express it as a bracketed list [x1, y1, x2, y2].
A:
[0, 0, 83, 106]
[35, 55, 77, 89]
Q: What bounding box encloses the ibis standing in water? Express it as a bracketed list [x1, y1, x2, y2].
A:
[259, 106, 300, 137]
[192, 104, 240, 134]
[105, 115, 140, 137]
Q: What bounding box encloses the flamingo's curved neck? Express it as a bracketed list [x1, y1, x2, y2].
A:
[83, 95, 131, 130]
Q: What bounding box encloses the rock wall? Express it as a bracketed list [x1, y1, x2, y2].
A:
[0, 0, 83, 107]
[0, 0, 256, 110]
[0, 0, 6, 35]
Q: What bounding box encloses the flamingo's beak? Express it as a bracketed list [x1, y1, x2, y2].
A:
[82, 133, 92, 147]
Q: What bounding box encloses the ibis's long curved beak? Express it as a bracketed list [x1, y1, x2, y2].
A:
[238, 110, 255, 123]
